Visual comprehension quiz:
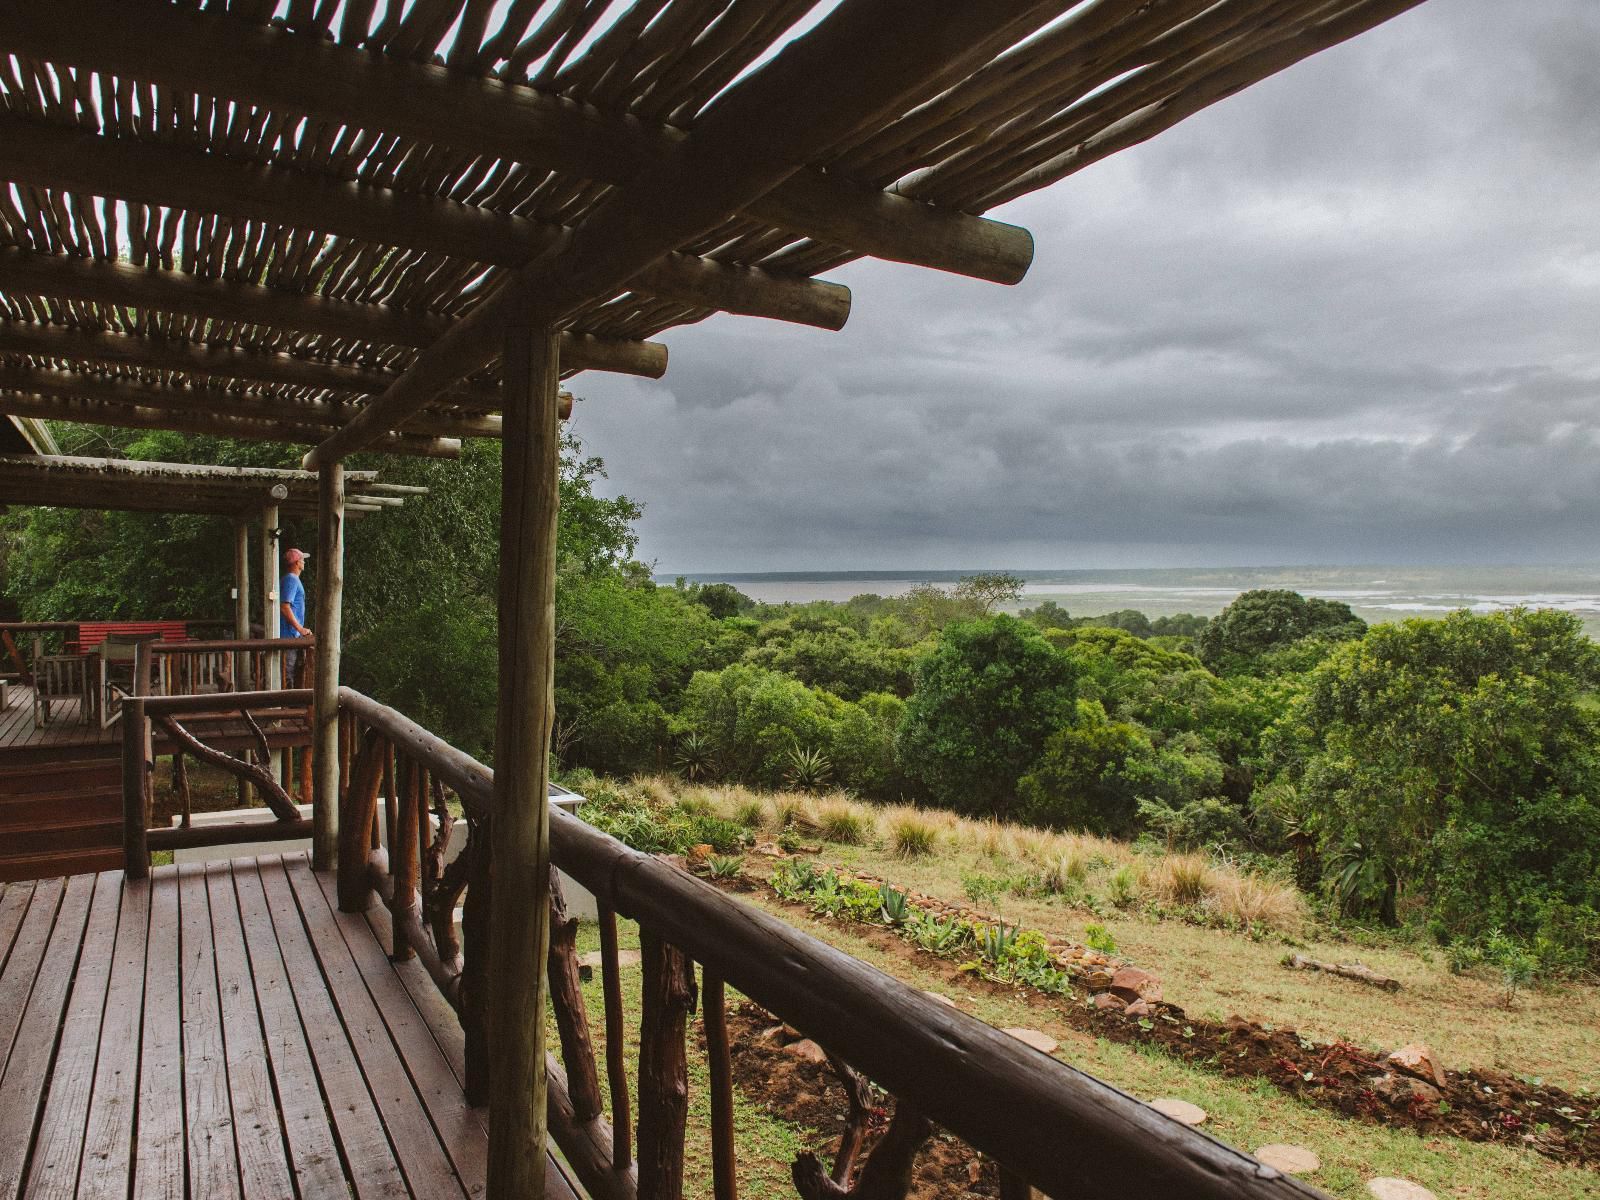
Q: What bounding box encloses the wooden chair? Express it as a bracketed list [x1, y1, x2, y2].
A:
[32, 634, 96, 727]
[100, 632, 160, 726]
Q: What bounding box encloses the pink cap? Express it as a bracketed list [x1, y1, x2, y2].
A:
[284, 548, 309, 566]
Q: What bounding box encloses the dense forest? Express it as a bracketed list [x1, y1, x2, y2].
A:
[4, 427, 1597, 976]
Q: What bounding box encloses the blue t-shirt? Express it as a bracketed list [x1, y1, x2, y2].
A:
[280, 572, 306, 637]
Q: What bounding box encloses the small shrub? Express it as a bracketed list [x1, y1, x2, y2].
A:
[766, 795, 805, 831]
[1109, 864, 1140, 909]
[961, 871, 1006, 913]
[977, 922, 1019, 965]
[891, 814, 937, 858]
[784, 745, 834, 792]
[878, 883, 911, 926]
[1207, 871, 1303, 933]
[777, 827, 804, 853]
[732, 799, 764, 828]
[674, 731, 716, 780]
[1083, 922, 1118, 954]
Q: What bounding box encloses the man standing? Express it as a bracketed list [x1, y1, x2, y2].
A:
[280, 548, 312, 685]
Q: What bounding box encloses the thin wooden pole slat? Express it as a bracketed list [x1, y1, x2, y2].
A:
[702, 971, 737, 1200]
[598, 904, 631, 1171]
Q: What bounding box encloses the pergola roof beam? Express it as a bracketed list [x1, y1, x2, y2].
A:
[0, 0, 1034, 286]
[0, 366, 507, 439]
[306, 0, 1064, 467]
[0, 392, 461, 457]
[0, 113, 852, 331]
[0, 321, 505, 406]
[0, 250, 669, 379]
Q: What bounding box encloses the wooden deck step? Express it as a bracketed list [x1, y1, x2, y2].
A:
[0, 760, 120, 795]
[0, 847, 122, 884]
[2, 817, 123, 857]
[0, 790, 121, 829]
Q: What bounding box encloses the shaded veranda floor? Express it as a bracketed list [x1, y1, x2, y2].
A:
[0, 851, 581, 1199]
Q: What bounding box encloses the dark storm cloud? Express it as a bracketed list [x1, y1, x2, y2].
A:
[569, 0, 1600, 571]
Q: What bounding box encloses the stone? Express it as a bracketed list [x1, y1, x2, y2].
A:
[759, 1025, 788, 1045]
[1085, 969, 1115, 992]
[1387, 1043, 1447, 1089]
[688, 842, 715, 863]
[1149, 1098, 1206, 1126]
[923, 991, 960, 1008]
[1367, 1072, 1441, 1106]
[1366, 1180, 1437, 1200]
[1003, 1027, 1058, 1054]
[1092, 992, 1123, 1011]
[1123, 999, 1153, 1018]
[783, 1038, 828, 1065]
[1109, 966, 1159, 1002]
[1255, 1144, 1321, 1175]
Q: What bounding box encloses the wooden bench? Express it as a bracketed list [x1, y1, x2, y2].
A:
[70, 620, 190, 653]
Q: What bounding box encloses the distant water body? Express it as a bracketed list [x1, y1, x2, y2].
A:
[665, 566, 1600, 636]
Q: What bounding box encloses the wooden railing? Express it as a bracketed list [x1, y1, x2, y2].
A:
[122, 688, 314, 878]
[336, 687, 1330, 1200]
[143, 636, 315, 697]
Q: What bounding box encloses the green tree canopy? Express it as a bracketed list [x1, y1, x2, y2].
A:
[1195, 588, 1365, 672]
[1274, 608, 1600, 967]
[895, 614, 1078, 818]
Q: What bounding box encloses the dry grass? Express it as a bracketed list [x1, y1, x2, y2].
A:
[1147, 852, 1215, 906]
[888, 812, 939, 858]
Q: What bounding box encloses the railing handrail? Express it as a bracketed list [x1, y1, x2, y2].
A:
[144, 687, 313, 715]
[334, 687, 1326, 1200]
[151, 636, 315, 653]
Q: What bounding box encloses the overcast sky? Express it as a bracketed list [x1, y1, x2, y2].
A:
[567, 1, 1600, 573]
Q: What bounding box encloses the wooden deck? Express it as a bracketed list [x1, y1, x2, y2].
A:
[0, 691, 117, 754]
[0, 852, 582, 1199]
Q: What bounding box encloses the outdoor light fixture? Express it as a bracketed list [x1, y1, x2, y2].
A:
[270, 483, 290, 500]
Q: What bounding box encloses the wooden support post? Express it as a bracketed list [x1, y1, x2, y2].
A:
[312, 462, 344, 870]
[599, 906, 632, 1171]
[121, 697, 150, 880]
[487, 320, 560, 1196]
[338, 727, 384, 911]
[483, 321, 560, 1200]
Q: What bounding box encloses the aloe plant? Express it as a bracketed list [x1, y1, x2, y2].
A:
[783, 744, 833, 791]
[878, 883, 910, 926]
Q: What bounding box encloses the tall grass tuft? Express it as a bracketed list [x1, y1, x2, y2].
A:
[817, 801, 870, 845]
[1149, 852, 1215, 906]
[891, 814, 938, 858]
[1206, 871, 1304, 933]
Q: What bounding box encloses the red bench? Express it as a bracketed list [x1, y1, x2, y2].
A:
[71, 620, 190, 652]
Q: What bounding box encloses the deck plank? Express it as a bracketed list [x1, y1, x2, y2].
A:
[133, 865, 186, 1200]
[0, 874, 96, 1195]
[276, 854, 469, 1198]
[254, 856, 411, 1200]
[72, 875, 151, 1200]
[22, 872, 123, 1200]
[0, 880, 36, 974]
[229, 859, 351, 1200]
[203, 861, 299, 1200]
[302, 860, 489, 1197]
[0, 878, 63, 1072]
[177, 863, 242, 1199]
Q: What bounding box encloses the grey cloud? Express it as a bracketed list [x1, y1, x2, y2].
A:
[571, 0, 1600, 572]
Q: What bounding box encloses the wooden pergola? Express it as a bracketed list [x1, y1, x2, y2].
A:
[0, 1, 1426, 1194]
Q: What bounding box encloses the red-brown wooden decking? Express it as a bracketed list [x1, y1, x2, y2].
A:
[0, 852, 581, 1199]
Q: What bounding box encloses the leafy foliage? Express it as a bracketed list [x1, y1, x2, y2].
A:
[896, 615, 1078, 818]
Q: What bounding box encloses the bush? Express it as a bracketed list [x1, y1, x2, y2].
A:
[817, 802, 871, 845]
[897, 616, 1078, 819]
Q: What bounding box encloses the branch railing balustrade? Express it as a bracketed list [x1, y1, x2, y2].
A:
[335, 687, 1332, 1200]
[122, 688, 315, 877]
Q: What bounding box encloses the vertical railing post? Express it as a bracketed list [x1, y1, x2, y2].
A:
[261, 501, 282, 783]
[487, 318, 560, 1196]
[312, 462, 345, 870]
[391, 756, 418, 961]
[121, 696, 150, 880]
